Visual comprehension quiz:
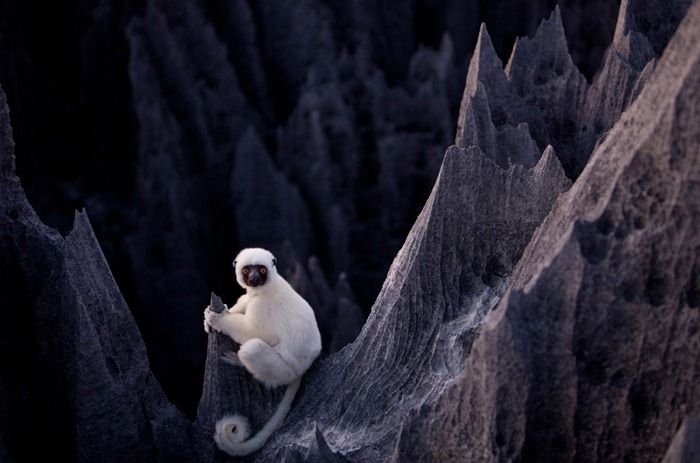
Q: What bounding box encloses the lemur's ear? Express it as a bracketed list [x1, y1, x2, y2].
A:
[232, 260, 237, 268]
[272, 258, 277, 266]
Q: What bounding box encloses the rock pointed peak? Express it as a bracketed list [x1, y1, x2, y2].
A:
[611, 0, 691, 61]
[439, 31, 453, 57]
[232, 124, 313, 259]
[550, 4, 564, 29]
[539, 5, 568, 51]
[70, 209, 93, 236]
[455, 80, 496, 157]
[539, 144, 557, 163]
[611, 0, 655, 69]
[613, 0, 635, 46]
[465, 24, 506, 96]
[435, 32, 454, 80]
[505, 5, 574, 80]
[1, 84, 47, 226]
[474, 23, 498, 62]
[0, 84, 17, 180]
[527, 4, 567, 44]
[532, 145, 568, 184]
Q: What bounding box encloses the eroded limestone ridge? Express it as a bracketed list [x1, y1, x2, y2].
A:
[0, 1, 698, 462]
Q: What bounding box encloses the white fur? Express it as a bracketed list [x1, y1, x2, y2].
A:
[203, 248, 322, 456]
[214, 414, 250, 444]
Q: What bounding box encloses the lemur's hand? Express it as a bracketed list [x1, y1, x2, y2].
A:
[203, 306, 222, 334]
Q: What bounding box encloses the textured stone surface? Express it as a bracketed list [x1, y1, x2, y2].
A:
[575, 0, 692, 175]
[195, 292, 285, 462]
[248, 144, 571, 461]
[257, 2, 698, 460]
[119, 0, 459, 412]
[458, 1, 693, 180]
[506, 7, 588, 175]
[661, 417, 700, 463]
[0, 85, 191, 462]
[392, 4, 700, 461]
[0, 0, 639, 416]
[1, 1, 699, 462]
[455, 24, 548, 168]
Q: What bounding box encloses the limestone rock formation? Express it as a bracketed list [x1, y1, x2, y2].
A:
[0, 86, 191, 462]
[0, 1, 698, 462]
[662, 417, 700, 463]
[392, 4, 700, 460]
[0, 0, 639, 418]
[255, 1, 700, 460]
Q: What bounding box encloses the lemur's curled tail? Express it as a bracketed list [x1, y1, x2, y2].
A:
[214, 378, 301, 456]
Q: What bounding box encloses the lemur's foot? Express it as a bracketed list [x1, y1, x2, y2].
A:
[221, 351, 244, 367]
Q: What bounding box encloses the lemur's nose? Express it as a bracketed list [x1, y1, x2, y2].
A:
[248, 270, 262, 286]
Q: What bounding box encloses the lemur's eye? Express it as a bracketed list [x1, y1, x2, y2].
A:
[242, 268, 249, 275]
[260, 267, 267, 274]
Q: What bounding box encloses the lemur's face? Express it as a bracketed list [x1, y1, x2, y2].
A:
[240, 264, 268, 287]
[233, 248, 278, 290]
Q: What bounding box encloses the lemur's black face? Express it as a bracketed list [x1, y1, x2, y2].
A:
[241, 264, 268, 287]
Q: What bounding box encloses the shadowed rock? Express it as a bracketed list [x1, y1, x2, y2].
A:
[575, 0, 693, 175]
[392, 4, 700, 461]
[0, 85, 191, 462]
[455, 24, 547, 168]
[195, 291, 286, 462]
[231, 127, 314, 260]
[250, 142, 570, 461]
[1, 1, 699, 462]
[0, 0, 650, 425]
[282, 254, 365, 355]
[506, 7, 588, 176]
[458, 1, 693, 180]
[661, 417, 700, 463]
[118, 0, 456, 411]
[125, 6, 227, 412]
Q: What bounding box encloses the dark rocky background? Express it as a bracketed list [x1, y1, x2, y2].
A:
[0, 0, 621, 417]
[1, 0, 699, 462]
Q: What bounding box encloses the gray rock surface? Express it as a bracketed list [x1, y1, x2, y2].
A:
[455, 23, 549, 168]
[1, 1, 699, 462]
[661, 417, 700, 463]
[0, 85, 191, 462]
[119, 0, 459, 411]
[195, 292, 286, 462]
[247, 144, 571, 461]
[254, 1, 698, 460]
[392, 3, 700, 461]
[575, 0, 692, 175]
[506, 7, 588, 174]
[231, 127, 314, 260]
[0, 0, 642, 418]
[459, 1, 693, 180]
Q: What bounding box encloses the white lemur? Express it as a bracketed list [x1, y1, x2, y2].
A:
[203, 247, 322, 456]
